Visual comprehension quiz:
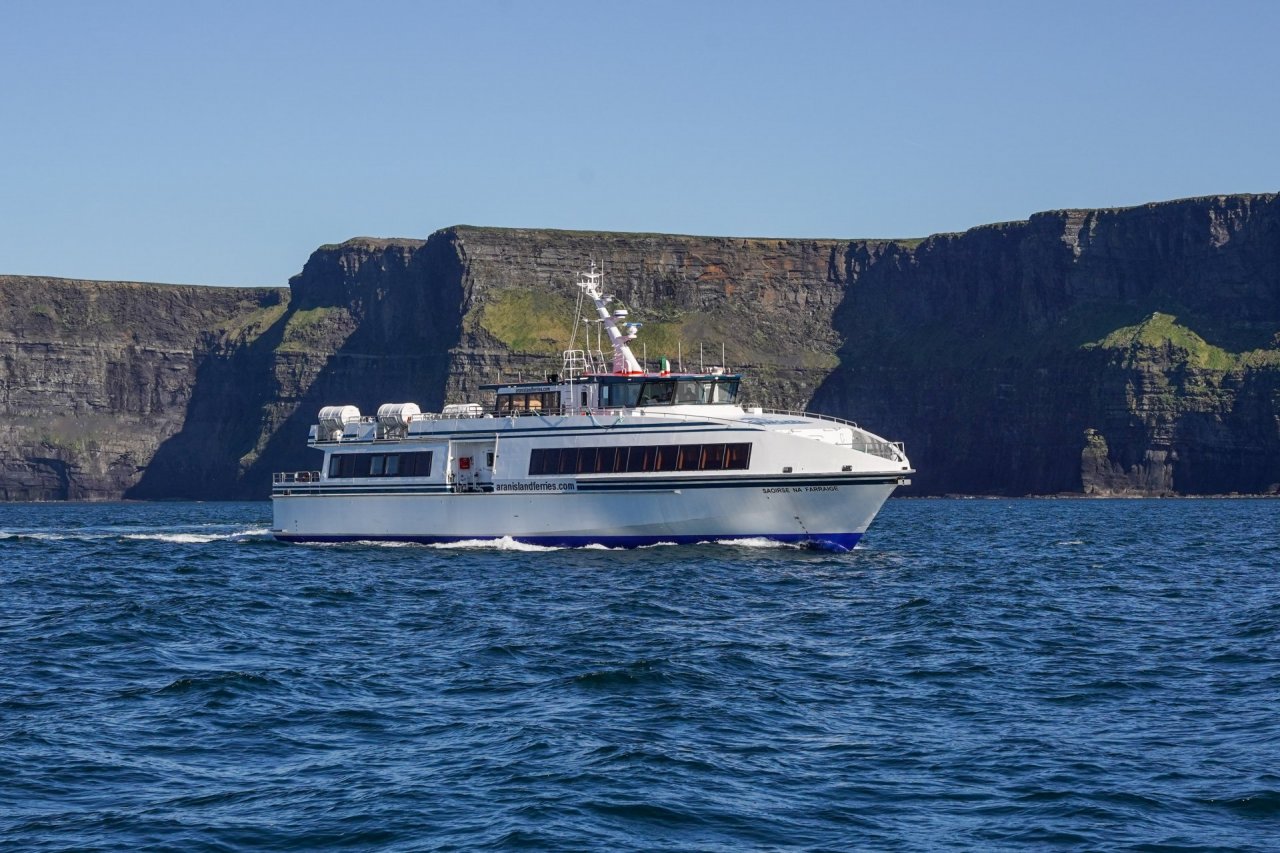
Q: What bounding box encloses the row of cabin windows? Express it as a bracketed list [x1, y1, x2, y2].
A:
[329, 451, 434, 479]
[528, 443, 752, 476]
[496, 392, 562, 416]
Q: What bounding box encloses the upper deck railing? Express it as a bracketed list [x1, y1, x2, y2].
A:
[273, 470, 322, 486]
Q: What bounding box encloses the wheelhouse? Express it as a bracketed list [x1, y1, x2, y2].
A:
[596, 375, 740, 408]
[481, 374, 741, 416]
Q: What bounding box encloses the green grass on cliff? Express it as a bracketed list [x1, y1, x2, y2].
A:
[862, 303, 1278, 376]
[1239, 347, 1280, 368]
[476, 287, 817, 372]
[1088, 312, 1236, 370]
[277, 306, 353, 352]
[217, 301, 288, 343]
[478, 290, 578, 355]
[478, 291, 731, 363]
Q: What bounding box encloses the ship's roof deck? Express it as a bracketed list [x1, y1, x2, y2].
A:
[479, 372, 742, 391]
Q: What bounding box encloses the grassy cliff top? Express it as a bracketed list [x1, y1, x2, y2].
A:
[446, 224, 922, 247]
[314, 236, 428, 253]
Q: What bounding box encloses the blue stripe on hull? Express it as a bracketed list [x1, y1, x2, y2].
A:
[271, 531, 863, 552]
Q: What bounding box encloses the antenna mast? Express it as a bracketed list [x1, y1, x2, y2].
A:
[576, 262, 643, 374]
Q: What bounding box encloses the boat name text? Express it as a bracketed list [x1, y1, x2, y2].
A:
[762, 485, 839, 494]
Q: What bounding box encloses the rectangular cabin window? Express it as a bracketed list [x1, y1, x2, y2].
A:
[555, 447, 576, 476]
[497, 392, 561, 416]
[725, 443, 752, 470]
[405, 451, 432, 476]
[576, 447, 597, 474]
[702, 444, 726, 470]
[654, 445, 678, 471]
[328, 451, 432, 478]
[676, 444, 702, 472]
[624, 445, 654, 473]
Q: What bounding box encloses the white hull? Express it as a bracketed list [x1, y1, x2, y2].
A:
[272, 478, 898, 550]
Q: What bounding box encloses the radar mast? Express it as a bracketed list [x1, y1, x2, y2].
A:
[573, 262, 643, 374]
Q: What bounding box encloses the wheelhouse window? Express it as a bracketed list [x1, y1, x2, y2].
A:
[598, 377, 740, 408]
[674, 382, 706, 404]
[600, 382, 641, 409]
[329, 451, 433, 478]
[527, 443, 751, 476]
[637, 381, 675, 406]
[710, 380, 739, 403]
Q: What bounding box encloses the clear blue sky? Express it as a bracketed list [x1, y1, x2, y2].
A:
[2, 0, 1277, 286]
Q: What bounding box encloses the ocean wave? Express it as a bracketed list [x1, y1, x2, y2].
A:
[429, 536, 563, 552]
[711, 537, 804, 549]
[2, 526, 273, 544]
[123, 527, 271, 544]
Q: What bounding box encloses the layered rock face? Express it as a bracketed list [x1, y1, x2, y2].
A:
[1, 193, 1277, 499]
[813, 194, 1280, 494]
[0, 277, 285, 499]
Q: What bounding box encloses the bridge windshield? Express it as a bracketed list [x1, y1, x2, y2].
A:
[599, 377, 739, 409]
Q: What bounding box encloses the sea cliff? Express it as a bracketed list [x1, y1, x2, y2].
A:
[2, 193, 1277, 499]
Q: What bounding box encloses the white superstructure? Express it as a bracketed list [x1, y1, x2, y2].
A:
[271, 265, 912, 550]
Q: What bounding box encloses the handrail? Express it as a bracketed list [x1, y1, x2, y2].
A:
[273, 470, 322, 485]
[626, 408, 907, 463]
[756, 408, 859, 429]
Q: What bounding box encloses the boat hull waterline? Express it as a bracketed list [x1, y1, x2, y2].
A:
[272, 481, 898, 551]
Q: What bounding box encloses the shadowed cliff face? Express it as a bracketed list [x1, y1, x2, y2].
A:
[130, 234, 466, 499]
[811, 194, 1280, 494]
[0, 276, 285, 500]
[2, 193, 1278, 499]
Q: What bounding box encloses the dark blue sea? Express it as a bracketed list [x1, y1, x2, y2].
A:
[2, 499, 1278, 851]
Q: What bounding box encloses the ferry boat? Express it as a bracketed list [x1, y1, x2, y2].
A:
[271, 265, 912, 550]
